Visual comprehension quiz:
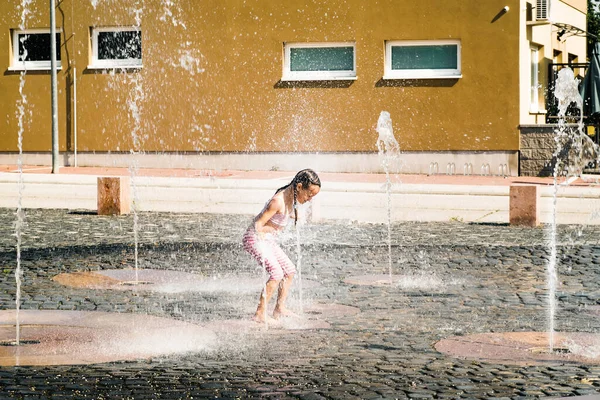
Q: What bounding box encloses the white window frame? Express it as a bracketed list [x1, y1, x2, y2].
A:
[282, 42, 356, 81]
[10, 29, 62, 71]
[89, 26, 142, 69]
[384, 40, 462, 79]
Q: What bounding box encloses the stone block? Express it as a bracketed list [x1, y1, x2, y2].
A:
[519, 149, 535, 160]
[531, 147, 555, 160]
[518, 160, 538, 176]
[97, 177, 131, 215]
[509, 185, 540, 227]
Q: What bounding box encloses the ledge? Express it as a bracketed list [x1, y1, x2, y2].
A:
[382, 74, 462, 80]
[7, 65, 62, 72]
[519, 123, 580, 128]
[280, 76, 357, 82]
[86, 65, 143, 71]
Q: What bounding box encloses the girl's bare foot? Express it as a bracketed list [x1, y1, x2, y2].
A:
[273, 308, 298, 319]
[252, 313, 265, 323]
[252, 314, 279, 324]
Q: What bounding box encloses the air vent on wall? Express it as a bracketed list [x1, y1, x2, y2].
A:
[536, 0, 551, 21]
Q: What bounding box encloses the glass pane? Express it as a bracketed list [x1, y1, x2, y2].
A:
[530, 50, 537, 105]
[18, 33, 61, 62]
[290, 46, 353, 72]
[98, 31, 142, 60]
[391, 45, 457, 70]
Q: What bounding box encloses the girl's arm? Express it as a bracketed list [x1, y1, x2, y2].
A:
[254, 197, 283, 234]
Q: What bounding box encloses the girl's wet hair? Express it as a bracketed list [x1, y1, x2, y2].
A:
[275, 169, 321, 225]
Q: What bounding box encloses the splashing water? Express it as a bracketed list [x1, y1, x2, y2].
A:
[376, 111, 400, 155]
[376, 111, 400, 278]
[19, 0, 32, 28]
[554, 68, 598, 178]
[160, 3, 206, 75]
[394, 273, 463, 291]
[548, 68, 600, 351]
[92, 0, 207, 286]
[14, 75, 27, 347]
[294, 203, 313, 315]
[173, 48, 205, 75]
[159, 0, 187, 29]
[295, 224, 303, 314]
[548, 68, 577, 351]
[565, 339, 600, 359]
[14, 0, 34, 348]
[127, 70, 145, 283]
[122, 3, 145, 283]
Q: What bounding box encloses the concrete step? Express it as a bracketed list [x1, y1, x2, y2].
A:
[0, 172, 599, 224]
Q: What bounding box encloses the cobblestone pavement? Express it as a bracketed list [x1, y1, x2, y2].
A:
[1, 208, 600, 399]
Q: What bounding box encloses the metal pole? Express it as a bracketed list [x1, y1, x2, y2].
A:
[73, 67, 77, 167]
[50, 0, 59, 173]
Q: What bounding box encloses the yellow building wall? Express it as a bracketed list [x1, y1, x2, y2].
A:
[0, 0, 521, 154]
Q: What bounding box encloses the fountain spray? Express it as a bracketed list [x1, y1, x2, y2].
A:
[14, 0, 34, 348]
[127, 71, 144, 283]
[376, 111, 400, 278]
[15, 75, 26, 347]
[295, 215, 304, 314]
[125, 4, 145, 284]
[549, 68, 599, 350]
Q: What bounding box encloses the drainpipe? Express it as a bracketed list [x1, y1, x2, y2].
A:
[50, 0, 59, 173]
[73, 67, 77, 167]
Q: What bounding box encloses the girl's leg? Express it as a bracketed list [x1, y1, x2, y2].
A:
[269, 245, 296, 318]
[273, 273, 295, 319]
[254, 279, 281, 322]
[243, 231, 285, 322]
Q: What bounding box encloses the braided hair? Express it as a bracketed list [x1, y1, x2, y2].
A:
[274, 169, 321, 225]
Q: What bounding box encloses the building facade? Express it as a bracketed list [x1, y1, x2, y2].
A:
[519, 0, 589, 176]
[0, 0, 588, 174]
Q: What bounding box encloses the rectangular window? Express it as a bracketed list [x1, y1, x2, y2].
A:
[530, 46, 539, 112]
[384, 40, 461, 79]
[90, 27, 142, 69]
[11, 29, 61, 70]
[283, 42, 356, 81]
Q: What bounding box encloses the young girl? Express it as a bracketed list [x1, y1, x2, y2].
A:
[243, 169, 321, 322]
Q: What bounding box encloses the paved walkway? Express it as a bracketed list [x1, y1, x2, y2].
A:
[1, 207, 600, 398]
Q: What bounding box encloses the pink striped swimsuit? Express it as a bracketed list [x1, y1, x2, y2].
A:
[242, 203, 296, 281]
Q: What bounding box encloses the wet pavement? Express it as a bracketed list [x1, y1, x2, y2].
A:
[1, 208, 600, 398]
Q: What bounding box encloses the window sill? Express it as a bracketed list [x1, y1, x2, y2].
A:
[281, 76, 357, 82]
[383, 74, 462, 80]
[87, 64, 143, 70]
[526, 20, 551, 26]
[529, 109, 547, 115]
[8, 65, 62, 72]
